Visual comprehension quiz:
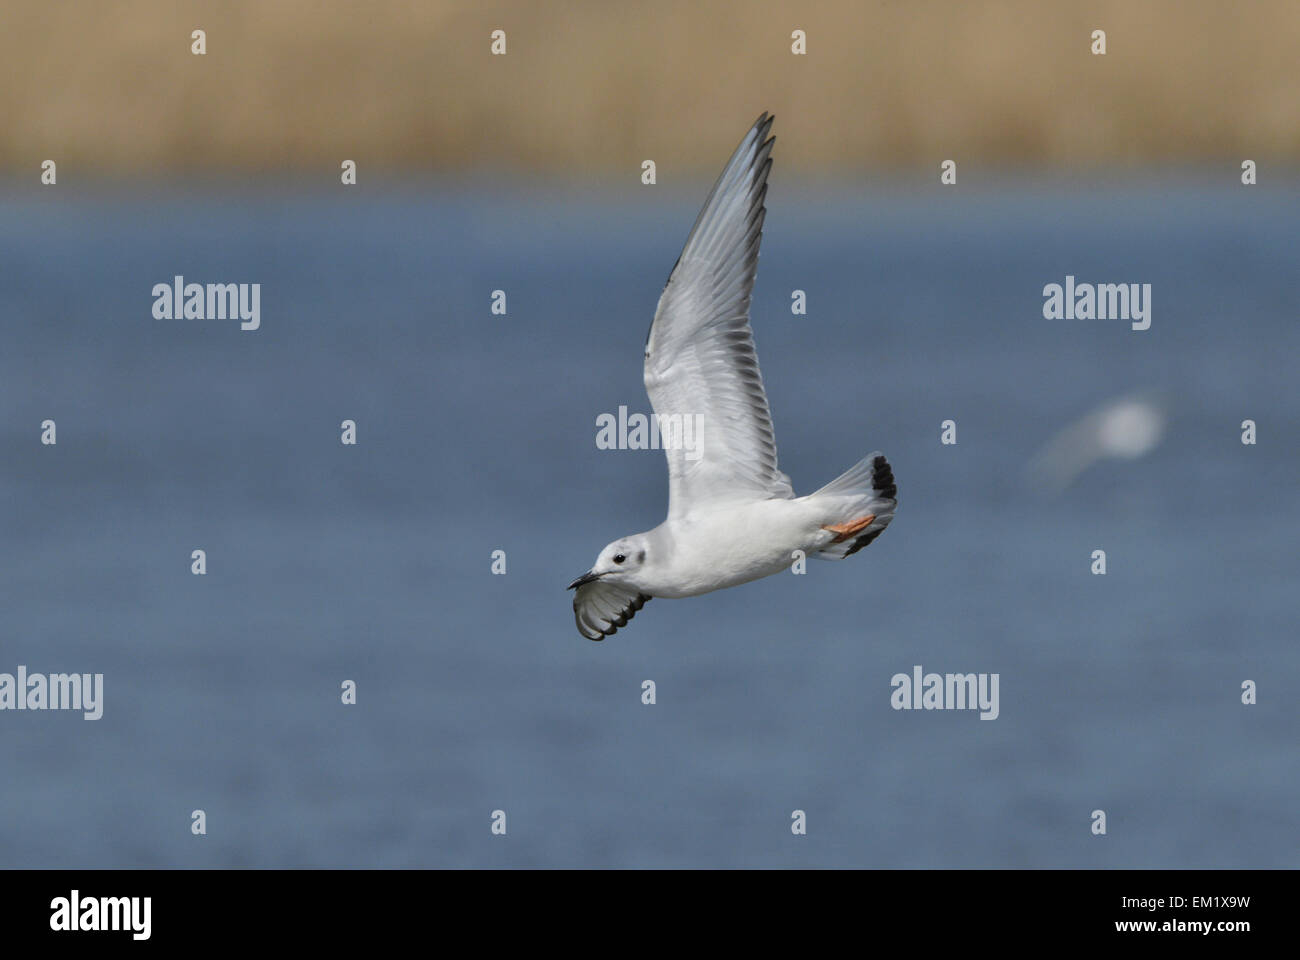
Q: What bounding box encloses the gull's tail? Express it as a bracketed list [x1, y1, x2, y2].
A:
[810, 452, 898, 559]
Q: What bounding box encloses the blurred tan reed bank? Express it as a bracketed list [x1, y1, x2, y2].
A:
[3, 0, 1297, 176]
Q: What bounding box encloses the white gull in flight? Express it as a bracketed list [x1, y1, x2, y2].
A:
[569, 113, 898, 640]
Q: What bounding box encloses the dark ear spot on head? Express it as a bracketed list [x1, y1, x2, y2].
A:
[637, 550, 646, 563]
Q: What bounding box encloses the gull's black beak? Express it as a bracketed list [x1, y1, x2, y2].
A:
[567, 570, 602, 590]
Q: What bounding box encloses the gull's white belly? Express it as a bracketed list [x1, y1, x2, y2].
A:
[648, 498, 833, 598]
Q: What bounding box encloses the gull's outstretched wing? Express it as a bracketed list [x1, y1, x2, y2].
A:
[573, 580, 650, 641]
[644, 113, 793, 521]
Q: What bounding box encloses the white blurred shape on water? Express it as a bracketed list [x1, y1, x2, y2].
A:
[1028, 393, 1167, 494]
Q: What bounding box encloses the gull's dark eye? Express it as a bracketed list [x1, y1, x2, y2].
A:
[613, 554, 626, 564]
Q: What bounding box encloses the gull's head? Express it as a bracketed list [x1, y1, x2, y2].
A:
[567, 536, 649, 590]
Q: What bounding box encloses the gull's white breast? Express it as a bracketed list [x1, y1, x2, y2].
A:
[647, 498, 832, 598]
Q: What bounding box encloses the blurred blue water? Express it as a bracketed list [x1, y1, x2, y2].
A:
[0, 176, 1296, 867]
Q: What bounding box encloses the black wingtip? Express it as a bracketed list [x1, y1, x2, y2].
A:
[585, 594, 651, 642]
[871, 455, 897, 501]
[844, 525, 886, 557]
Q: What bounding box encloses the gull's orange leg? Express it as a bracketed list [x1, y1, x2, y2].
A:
[822, 514, 876, 543]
